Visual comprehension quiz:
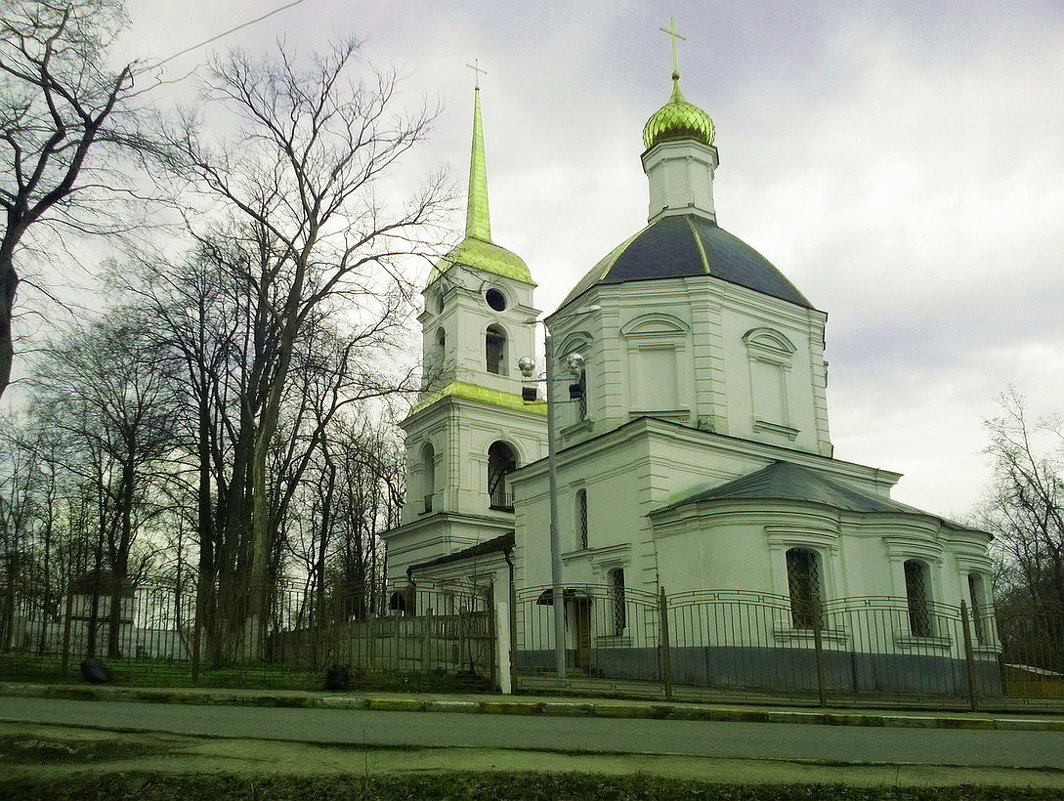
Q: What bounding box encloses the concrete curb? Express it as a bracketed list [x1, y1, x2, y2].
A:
[2, 682, 1062, 732]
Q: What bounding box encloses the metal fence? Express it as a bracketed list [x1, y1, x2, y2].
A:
[0, 575, 496, 689]
[513, 585, 1064, 711]
[4, 573, 1061, 710]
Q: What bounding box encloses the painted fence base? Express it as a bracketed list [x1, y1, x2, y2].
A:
[516, 645, 1003, 699]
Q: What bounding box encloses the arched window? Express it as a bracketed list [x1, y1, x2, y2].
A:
[435, 327, 446, 362]
[388, 588, 414, 616]
[487, 441, 517, 511]
[420, 443, 435, 513]
[786, 548, 822, 630]
[486, 324, 507, 375]
[904, 559, 934, 637]
[560, 335, 592, 424]
[575, 489, 588, 549]
[608, 568, 626, 635]
[574, 367, 588, 420]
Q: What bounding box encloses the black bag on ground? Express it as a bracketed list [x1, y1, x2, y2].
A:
[80, 657, 110, 684]
[324, 664, 351, 691]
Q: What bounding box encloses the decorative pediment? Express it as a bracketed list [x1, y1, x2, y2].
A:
[620, 313, 690, 338]
[742, 327, 796, 356]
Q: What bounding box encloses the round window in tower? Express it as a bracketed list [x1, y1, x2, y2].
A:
[485, 288, 507, 311]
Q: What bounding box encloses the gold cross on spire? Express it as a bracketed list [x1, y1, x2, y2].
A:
[659, 16, 686, 76]
[466, 58, 487, 89]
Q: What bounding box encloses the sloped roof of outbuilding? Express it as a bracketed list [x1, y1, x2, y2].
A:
[408, 532, 515, 573]
[562, 214, 814, 309]
[652, 461, 973, 532]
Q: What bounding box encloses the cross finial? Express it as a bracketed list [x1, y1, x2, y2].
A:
[659, 16, 686, 76]
[466, 58, 487, 89]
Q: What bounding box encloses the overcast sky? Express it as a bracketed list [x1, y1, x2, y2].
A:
[115, 0, 1064, 518]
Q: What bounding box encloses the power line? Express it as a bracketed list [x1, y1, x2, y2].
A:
[141, 0, 310, 73]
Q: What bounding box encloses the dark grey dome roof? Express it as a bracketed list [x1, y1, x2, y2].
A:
[562, 214, 814, 309]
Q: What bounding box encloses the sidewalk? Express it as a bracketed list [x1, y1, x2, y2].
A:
[2, 680, 1063, 732]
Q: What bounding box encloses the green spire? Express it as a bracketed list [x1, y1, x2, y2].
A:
[466, 87, 491, 241]
[426, 82, 533, 287]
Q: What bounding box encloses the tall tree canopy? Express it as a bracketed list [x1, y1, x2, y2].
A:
[0, 0, 144, 400]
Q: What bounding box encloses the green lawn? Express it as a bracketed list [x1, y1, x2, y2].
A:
[0, 651, 492, 693]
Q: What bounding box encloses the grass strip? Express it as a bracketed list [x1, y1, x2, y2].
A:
[1, 771, 1060, 801]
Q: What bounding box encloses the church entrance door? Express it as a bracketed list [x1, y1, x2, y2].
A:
[570, 598, 592, 674]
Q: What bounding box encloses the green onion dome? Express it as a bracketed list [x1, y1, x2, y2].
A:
[642, 72, 715, 150]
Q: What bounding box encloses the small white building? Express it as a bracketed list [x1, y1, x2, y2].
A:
[382, 60, 996, 696]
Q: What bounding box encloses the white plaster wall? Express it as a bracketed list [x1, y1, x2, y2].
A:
[549, 276, 830, 458]
[400, 398, 547, 524]
[420, 268, 540, 393]
[641, 140, 718, 223]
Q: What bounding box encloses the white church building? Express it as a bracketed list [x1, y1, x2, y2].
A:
[381, 53, 997, 695]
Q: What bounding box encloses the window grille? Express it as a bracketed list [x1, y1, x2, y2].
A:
[608, 568, 626, 635]
[577, 369, 588, 420]
[576, 489, 588, 550]
[967, 573, 986, 642]
[905, 560, 934, 637]
[786, 548, 821, 630]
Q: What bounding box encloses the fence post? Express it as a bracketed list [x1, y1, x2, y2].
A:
[960, 600, 979, 712]
[658, 586, 672, 700]
[486, 584, 497, 686]
[812, 597, 827, 708]
[191, 621, 202, 682]
[495, 600, 512, 694]
[60, 590, 74, 675]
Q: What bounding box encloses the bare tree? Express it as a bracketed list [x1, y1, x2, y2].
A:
[30, 316, 176, 656]
[158, 40, 447, 652]
[979, 388, 1064, 672]
[0, 0, 151, 399]
[982, 389, 1064, 609]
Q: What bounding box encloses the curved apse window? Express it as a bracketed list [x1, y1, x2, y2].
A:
[485, 288, 507, 311]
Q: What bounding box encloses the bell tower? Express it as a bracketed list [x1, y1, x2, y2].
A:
[382, 74, 548, 583]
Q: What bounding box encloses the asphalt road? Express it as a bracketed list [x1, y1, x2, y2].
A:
[2, 697, 1063, 769]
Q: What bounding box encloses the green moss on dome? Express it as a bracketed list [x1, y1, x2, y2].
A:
[427, 236, 533, 286]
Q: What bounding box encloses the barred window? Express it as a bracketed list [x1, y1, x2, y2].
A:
[967, 572, 986, 643]
[786, 548, 822, 630]
[608, 568, 626, 635]
[576, 368, 588, 420]
[576, 489, 588, 550]
[904, 560, 934, 637]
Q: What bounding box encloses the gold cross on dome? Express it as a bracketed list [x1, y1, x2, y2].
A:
[659, 16, 686, 75]
[466, 58, 487, 89]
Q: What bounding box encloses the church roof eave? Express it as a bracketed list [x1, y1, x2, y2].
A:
[408, 380, 547, 418]
[427, 236, 534, 287]
[649, 461, 986, 535]
[407, 532, 515, 573]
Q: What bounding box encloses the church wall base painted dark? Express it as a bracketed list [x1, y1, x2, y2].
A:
[515, 646, 1003, 698]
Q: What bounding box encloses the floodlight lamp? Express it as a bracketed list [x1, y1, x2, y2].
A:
[566, 352, 585, 372]
[518, 356, 536, 378]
